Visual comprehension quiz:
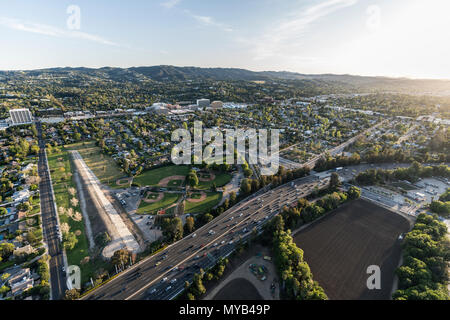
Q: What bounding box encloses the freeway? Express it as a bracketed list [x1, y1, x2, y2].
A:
[36, 122, 67, 299]
[83, 174, 329, 300]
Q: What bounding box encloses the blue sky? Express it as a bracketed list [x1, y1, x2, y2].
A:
[0, 0, 449, 79]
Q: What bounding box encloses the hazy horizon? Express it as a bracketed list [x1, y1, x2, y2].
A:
[1, 0, 449, 79]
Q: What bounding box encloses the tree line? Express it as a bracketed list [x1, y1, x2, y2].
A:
[393, 213, 449, 300]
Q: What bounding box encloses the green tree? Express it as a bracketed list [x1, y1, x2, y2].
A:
[64, 289, 80, 300]
[184, 216, 195, 234]
[111, 249, 131, 266]
[347, 186, 361, 200]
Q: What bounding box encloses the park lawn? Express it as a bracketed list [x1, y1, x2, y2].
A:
[136, 193, 181, 215]
[47, 149, 92, 283]
[63, 141, 124, 188]
[133, 165, 190, 187]
[184, 192, 223, 214]
[197, 172, 232, 190]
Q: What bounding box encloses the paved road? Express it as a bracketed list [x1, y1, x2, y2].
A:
[302, 120, 388, 169]
[36, 122, 67, 299]
[82, 174, 329, 300]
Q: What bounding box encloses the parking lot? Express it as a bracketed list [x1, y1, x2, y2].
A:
[114, 188, 163, 243]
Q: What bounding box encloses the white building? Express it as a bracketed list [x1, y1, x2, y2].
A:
[9, 108, 33, 126]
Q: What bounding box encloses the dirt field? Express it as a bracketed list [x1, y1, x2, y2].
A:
[293, 199, 411, 300]
[213, 278, 263, 300]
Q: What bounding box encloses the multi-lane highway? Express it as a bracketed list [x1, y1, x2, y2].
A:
[83, 174, 329, 300]
[36, 122, 67, 299]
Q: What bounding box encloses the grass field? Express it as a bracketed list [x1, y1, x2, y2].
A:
[133, 165, 190, 187]
[63, 141, 124, 188]
[47, 149, 92, 283]
[197, 172, 232, 190]
[184, 192, 222, 214]
[136, 193, 180, 215]
[292, 199, 411, 300]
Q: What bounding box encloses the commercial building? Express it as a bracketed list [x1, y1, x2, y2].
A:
[196, 99, 210, 108]
[8, 108, 33, 126]
[210, 101, 223, 109]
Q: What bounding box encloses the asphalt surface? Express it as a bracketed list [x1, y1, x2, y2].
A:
[36, 122, 67, 299]
[82, 174, 329, 300]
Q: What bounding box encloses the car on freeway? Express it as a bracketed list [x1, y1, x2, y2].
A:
[165, 286, 172, 292]
[170, 279, 177, 284]
[155, 261, 161, 267]
[221, 240, 226, 245]
[161, 277, 168, 282]
[149, 288, 157, 294]
[192, 233, 197, 238]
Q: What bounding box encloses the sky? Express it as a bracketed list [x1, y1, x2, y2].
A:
[0, 0, 449, 79]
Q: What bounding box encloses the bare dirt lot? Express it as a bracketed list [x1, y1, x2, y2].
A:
[293, 199, 411, 300]
[212, 278, 263, 300]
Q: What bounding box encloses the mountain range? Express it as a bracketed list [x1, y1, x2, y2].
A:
[1, 65, 450, 94]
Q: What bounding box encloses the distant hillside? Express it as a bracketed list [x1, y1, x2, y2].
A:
[129, 66, 267, 81]
[1, 65, 450, 94]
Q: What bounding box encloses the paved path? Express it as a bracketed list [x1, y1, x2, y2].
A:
[70, 150, 139, 258]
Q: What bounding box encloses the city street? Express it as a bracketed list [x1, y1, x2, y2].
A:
[36, 122, 67, 300]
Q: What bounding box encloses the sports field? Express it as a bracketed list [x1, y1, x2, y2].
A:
[293, 199, 411, 300]
[64, 141, 125, 188]
[197, 172, 232, 190]
[133, 165, 190, 187]
[184, 192, 222, 214]
[136, 193, 180, 215]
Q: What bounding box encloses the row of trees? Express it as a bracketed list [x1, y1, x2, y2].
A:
[393, 213, 449, 300]
[181, 258, 229, 300]
[280, 186, 361, 232]
[240, 166, 310, 196]
[429, 188, 450, 218]
[264, 215, 327, 300]
[355, 162, 450, 186]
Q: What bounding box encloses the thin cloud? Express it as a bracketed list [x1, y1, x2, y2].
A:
[186, 10, 233, 32]
[253, 0, 358, 60]
[0, 16, 119, 46]
[161, 0, 182, 9]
